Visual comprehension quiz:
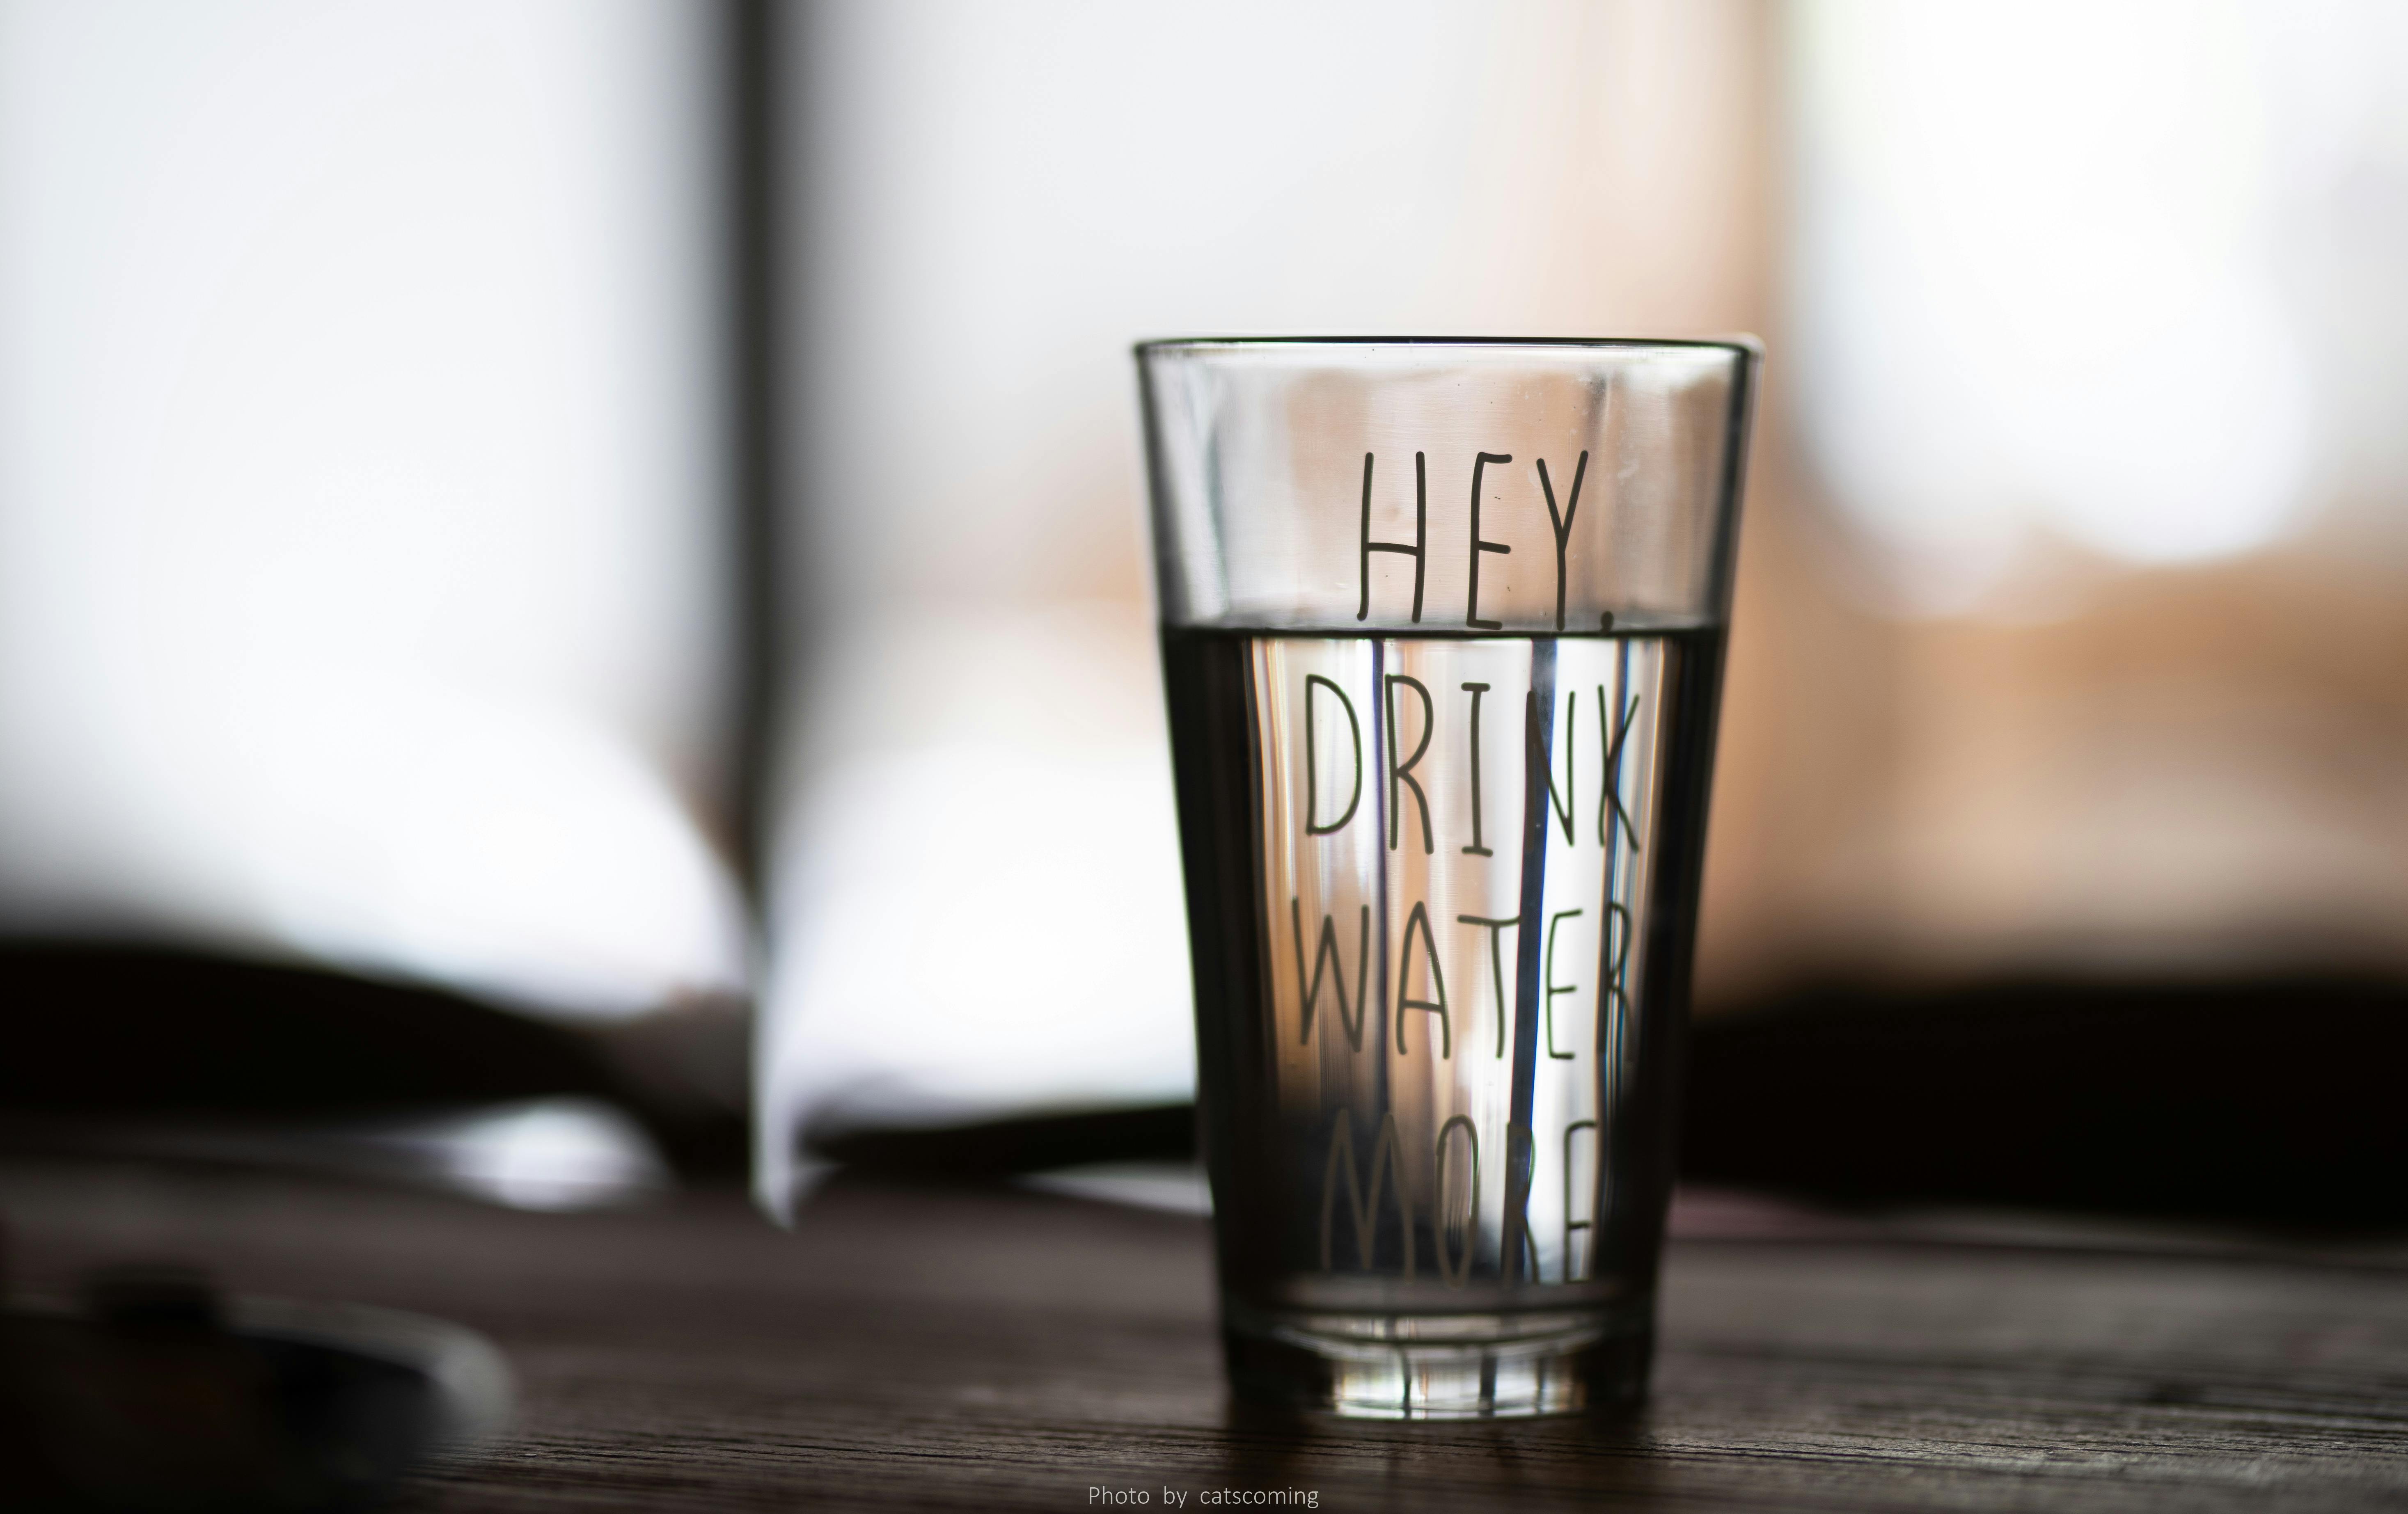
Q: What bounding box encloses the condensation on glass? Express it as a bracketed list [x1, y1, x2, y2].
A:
[1141, 339, 1754, 1418]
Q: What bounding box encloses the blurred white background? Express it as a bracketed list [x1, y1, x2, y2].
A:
[1, 2, 2405, 1210]
[1772, 0, 2408, 985]
[0, 0, 745, 1021]
[760, 0, 2408, 1205]
[1793, 0, 2408, 601]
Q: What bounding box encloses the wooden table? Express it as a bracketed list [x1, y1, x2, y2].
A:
[5, 1158, 2408, 1511]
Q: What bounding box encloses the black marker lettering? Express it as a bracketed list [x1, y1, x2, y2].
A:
[1528, 688, 1576, 845]
[1434, 1114, 1481, 1290]
[1563, 1119, 1598, 1283]
[1291, 899, 1370, 1050]
[1303, 675, 1361, 835]
[1456, 914, 1519, 1059]
[1599, 900, 1632, 1020]
[1357, 451, 1426, 623]
[1505, 1121, 1540, 1281]
[1535, 451, 1588, 632]
[1544, 908, 1583, 1060]
[1395, 901, 1451, 1058]
[1322, 1110, 1414, 1278]
[1597, 690, 1639, 852]
[1459, 682, 1492, 855]
[1384, 674, 1435, 854]
[1466, 452, 1512, 631]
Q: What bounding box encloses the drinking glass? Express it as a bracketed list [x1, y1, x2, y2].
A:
[1138, 338, 1756, 1418]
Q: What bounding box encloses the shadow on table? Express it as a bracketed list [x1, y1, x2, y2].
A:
[1683, 973, 2408, 1230]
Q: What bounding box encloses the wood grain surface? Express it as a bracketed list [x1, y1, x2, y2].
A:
[5, 1160, 2407, 1512]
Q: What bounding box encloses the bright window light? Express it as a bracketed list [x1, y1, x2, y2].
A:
[1787, 0, 2406, 606]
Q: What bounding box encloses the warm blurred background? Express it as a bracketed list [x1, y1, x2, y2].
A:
[4, 0, 2407, 1226]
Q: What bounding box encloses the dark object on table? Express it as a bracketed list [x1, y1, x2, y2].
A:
[0, 940, 747, 1178]
[811, 1102, 1197, 1179]
[0, 1255, 511, 1511]
[1684, 974, 2408, 1228]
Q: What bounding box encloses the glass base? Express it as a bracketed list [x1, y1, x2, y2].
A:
[1221, 1299, 1653, 1420]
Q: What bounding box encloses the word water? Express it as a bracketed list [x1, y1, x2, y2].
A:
[1162, 628, 1721, 1313]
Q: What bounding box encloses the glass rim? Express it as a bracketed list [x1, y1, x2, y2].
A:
[1133, 333, 1762, 359]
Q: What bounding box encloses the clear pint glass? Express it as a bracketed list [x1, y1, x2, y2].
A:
[1138, 338, 1756, 1418]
